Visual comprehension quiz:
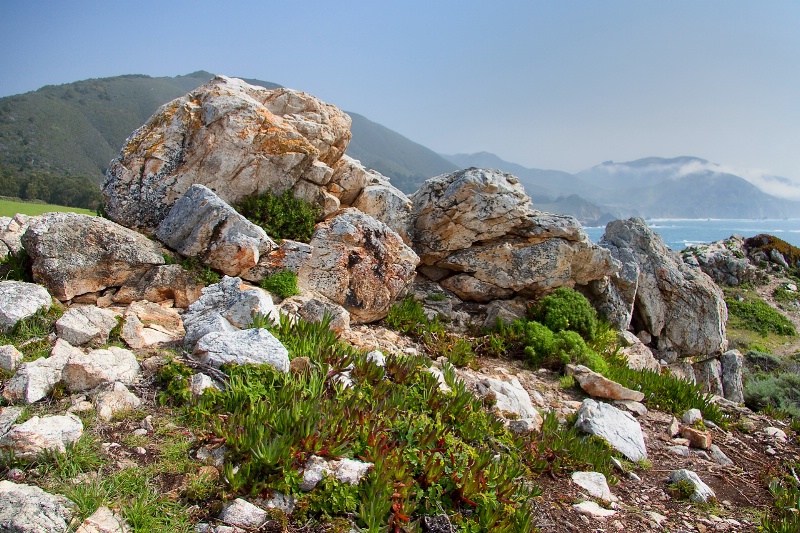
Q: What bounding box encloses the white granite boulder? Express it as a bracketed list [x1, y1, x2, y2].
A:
[0, 480, 74, 532]
[2, 339, 79, 404]
[95, 382, 142, 421]
[194, 328, 289, 372]
[0, 413, 83, 459]
[476, 376, 537, 419]
[61, 346, 140, 392]
[55, 305, 120, 347]
[668, 469, 717, 503]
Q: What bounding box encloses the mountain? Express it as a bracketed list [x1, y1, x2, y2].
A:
[577, 157, 800, 218]
[345, 113, 457, 194]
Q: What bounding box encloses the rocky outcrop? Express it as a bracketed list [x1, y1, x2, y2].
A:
[155, 185, 276, 277]
[681, 236, 758, 286]
[599, 218, 727, 357]
[0, 280, 52, 331]
[410, 168, 619, 302]
[103, 76, 352, 232]
[298, 209, 419, 324]
[277, 295, 351, 334]
[22, 213, 164, 301]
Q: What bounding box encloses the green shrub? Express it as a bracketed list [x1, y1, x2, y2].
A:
[744, 372, 800, 419]
[726, 296, 796, 337]
[773, 287, 800, 304]
[762, 477, 800, 532]
[512, 320, 607, 373]
[529, 287, 598, 340]
[260, 270, 300, 299]
[235, 189, 320, 242]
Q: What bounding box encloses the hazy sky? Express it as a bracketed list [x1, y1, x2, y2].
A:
[2, 0, 799, 181]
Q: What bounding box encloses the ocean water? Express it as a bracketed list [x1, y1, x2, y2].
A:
[584, 219, 800, 250]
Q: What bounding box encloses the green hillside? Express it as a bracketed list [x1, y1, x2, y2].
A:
[0, 72, 455, 208]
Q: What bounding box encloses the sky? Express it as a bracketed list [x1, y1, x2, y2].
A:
[2, 0, 799, 187]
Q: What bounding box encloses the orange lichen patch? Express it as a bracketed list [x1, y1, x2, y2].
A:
[257, 125, 318, 157]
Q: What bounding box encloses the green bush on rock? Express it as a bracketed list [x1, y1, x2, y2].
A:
[529, 286, 598, 340]
[235, 189, 320, 242]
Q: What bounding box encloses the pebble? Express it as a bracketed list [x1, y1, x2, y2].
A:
[134, 446, 147, 455]
[132, 428, 148, 436]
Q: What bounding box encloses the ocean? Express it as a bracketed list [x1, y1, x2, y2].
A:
[583, 219, 800, 250]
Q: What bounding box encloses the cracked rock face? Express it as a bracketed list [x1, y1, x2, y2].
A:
[298, 209, 419, 324]
[102, 76, 352, 233]
[410, 168, 619, 302]
[599, 217, 728, 357]
[0, 481, 75, 532]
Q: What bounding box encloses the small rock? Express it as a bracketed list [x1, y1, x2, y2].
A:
[0, 344, 23, 372]
[133, 447, 146, 455]
[6, 468, 24, 482]
[95, 382, 142, 421]
[612, 399, 648, 416]
[567, 364, 645, 402]
[190, 373, 219, 399]
[197, 445, 226, 468]
[708, 444, 734, 466]
[219, 498, 268, 529]
[763, 427, 788, 443]
[258, 490, 296, 516]
[681, 425, 712, 449]
[141, 415, 154, 433]
[75, 505, 130, 533]
[132, 429, 148, 437]
[573, 500, 617, 518]
[667, 445, 690, 457]
[668, 416, 681, 437]
[476, 376, 537, 419]
[571, 471, 618, 502]
[366, 350, 386, 367]
[0, 406, 23, 436]
[0, 281, 52, 331]
[422, 514, 453, 533]
[194, 328, 289, 371]
[668, 469, 717, 503]
[121, 300, 184, 349]
[508, 415, 544, 434]
[300, 455, 372, 491]
[574, 399, 647, 461]
[682, 408, 703, 425]
[645, 511, 668, 526]
[55, 305, 120, 347]
[2, 339, 77, 404]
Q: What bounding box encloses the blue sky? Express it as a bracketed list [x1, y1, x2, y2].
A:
[2, 0, 799, 184]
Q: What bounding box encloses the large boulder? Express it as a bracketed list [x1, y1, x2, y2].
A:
[298, 209, 419, 324]
[61, 346, 140, 392]
[155, 185, 276, 277]
[21, 213, 164, 301]
[102, 76, 352, 233]
[410, 168, 619, 301]
[720, 349, 745, 404]
[0, 481, 74, 532]
[0, 280, 52, 331]
[182, 276, 279, 349]
[599, 218, 727, 356]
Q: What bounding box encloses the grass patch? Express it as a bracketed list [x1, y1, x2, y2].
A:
[235, 189, 320, 243]
[259, 270, 300, 299]
[0, 306, 63, 361]
[745, 371, 800, 419]
[0, 198, 95, 217]
[725, 293, 796, 337]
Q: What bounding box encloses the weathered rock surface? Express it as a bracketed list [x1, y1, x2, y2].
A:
[113, 264, 204, 309]
[574, 399, 647, 461]
[599, 218, 728, 356]
[476, 376, 538, 419]
[681, 235, 758, 286]
[194, 328, 289, 371]
[720, 349, 745, 404]
[0, 413, 83, 459]
[0, 214, 32, 259]
[0, 280, 52, 331]
[182, 276, 279, 349]
[22, 213, 164, 301]
[567, 364, 645, 402]
[95, 382, 142, 421]
[103, 76, 351, 232]
[75, 506, 130, 533]
[155, 185, 276, 276]
[680, 425, 712, 450]
[668, 469, 716, 503]
[240, 240, 313, 283]
[298, 209, 419, 323]
[351, 171, 414, 244]
[2, 339, 78, 404]
[0, 406, 23, 436]
[61, 346, 140, 392]
[55, 306, 119, 347]
[572, 500, 617, 518]
[0, 480, 74, 532]
[410, 168, 618, 301]
[694, 357, 724, 397]
[121, 300, 184, 349]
